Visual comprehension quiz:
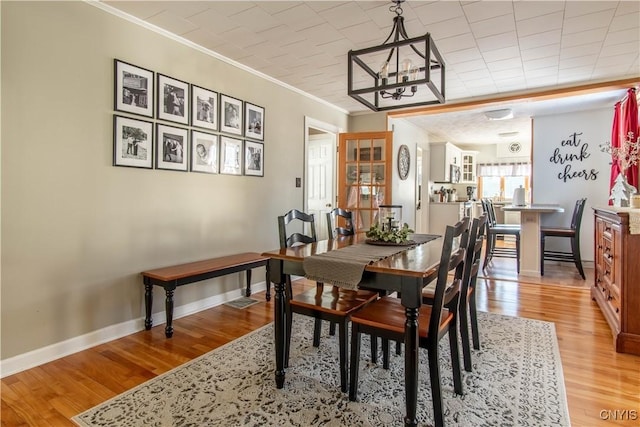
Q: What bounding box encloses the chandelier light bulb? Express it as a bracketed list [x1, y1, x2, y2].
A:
[379, 61, 390, 79]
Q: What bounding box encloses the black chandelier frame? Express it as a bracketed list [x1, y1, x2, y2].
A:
[347, 2, 446, 112]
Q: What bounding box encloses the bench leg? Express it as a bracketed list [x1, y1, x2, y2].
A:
[144, 282, 153, 330]
[165, 288, 174, 338]
[265, 269, 271, 301]
[245, 269, 252, 297]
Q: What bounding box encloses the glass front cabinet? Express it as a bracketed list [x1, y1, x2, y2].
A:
[338, 132, 393, 233]
[461, 151, 477, 184]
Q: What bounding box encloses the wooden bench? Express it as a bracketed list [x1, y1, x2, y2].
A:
[141, 252, 270, 337]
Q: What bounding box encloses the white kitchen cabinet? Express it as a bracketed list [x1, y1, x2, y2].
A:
[430, 142, 461, 182]
[429, 202, 465, 236]
[461, 151, 477, 184]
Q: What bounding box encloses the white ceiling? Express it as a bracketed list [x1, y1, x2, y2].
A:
[100, 0, 640, 145]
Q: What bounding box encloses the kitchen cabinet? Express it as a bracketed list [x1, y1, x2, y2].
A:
[461, 151, 477, 184]
[430, 142, 461, 182]
[429, 202, 466, 236]
[592, 207, 640, 355]
[338, 131, 393, 233]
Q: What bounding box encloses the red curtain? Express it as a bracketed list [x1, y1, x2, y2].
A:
[609, 88, 639, 203]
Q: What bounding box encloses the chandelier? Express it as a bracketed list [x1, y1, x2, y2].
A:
[348, 0, 446, 112]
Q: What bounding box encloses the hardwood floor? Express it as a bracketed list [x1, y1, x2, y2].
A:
[2, 266, 639, 426]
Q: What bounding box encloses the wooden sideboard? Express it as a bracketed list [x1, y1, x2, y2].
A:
[592, 207, 640, 355]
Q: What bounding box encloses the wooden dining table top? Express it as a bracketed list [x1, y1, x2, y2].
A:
[261, 233, 443, 280]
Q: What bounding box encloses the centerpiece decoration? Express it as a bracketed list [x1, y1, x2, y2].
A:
[601, 131, 639, 207]
[366, 204, 415, 245]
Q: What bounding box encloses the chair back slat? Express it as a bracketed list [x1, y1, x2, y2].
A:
[429, 217, 468, 340]
[326, 208, 354, 239]
[571, 198, 587, 231]
[278, 209, 317, 249]
[461, 214, 486, 300]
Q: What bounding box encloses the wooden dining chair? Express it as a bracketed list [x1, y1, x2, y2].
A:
[457, 214, 486, 371]
[326, 208, 354, 239]
[278, 209, 378, 392]
[349, 219, 467, 426]
[540, 198, 587, 279]
[481, 198, 521, 273]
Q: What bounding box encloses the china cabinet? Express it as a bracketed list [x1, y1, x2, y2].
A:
[338, 132, 393, 233]
[592, 207, 640, 355]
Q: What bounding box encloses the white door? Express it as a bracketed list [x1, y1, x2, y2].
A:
[307, 134, 335, 240]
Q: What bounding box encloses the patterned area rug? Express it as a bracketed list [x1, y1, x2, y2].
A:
[73, 312, 570, 426]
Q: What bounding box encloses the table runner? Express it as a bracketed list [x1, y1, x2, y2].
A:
[303, 234, 439, 290]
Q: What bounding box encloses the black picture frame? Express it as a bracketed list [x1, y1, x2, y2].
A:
[220, 136, 243, 175]
[191, 85, 218, 131]
[244, 102, 264, 141]
[113, 115, 154, 169]
[220, 94, 243, 136]
[157, 74, 189, 125]
[156, 124, 189, 172]
[244, 140, 264, 177]
[191, 130, 219, 174]
[114, 59, 154, 118]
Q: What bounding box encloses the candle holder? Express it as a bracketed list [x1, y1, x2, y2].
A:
[378, 205, 403, 232]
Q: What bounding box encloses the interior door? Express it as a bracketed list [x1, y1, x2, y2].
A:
[307, 134, 335, 240]
[338, 131, 393, 233]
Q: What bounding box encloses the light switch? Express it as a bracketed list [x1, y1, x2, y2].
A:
[295, 177, 301, 188]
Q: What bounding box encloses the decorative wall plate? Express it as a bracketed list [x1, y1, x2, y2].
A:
[398, 144, 410, 180]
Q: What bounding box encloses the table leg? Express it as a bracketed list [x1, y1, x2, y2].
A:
[164, 287, 175, 338]
[274, 279, 286, 388]
[404, 306, 419, 426]
[519, 211, 542, 277]
[245, 269, 252, 297]
[144, 281, 153, 330]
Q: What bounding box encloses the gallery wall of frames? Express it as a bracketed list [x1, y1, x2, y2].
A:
[113, 59, 265, 177]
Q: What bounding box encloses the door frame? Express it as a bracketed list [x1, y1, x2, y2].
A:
[304, 117, 342, 237]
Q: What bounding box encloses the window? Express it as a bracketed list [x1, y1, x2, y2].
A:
[477, 162, 530, 200]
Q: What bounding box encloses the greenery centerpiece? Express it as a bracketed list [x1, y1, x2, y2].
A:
[365, 222, 414, 244]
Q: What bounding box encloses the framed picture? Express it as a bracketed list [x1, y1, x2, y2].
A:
[114, 59, 154, 118]
[244, 140, 264, 177]
[191, 130, 219, 174]
[191, 85, 218, 131]
[157, 74, 189, 125]
[220, 136, 243, 175]
[156, 124, 188, 171]
[220, 94, 243, 135]
[113, 115, 154, 169]
[244, 102, 265, 141]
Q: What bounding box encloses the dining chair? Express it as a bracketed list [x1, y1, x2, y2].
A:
[540, 198, 587, 279]
[481, 198, 521, 273]
[278, 209, 378, 392]
[348, 219, 467, 427]
[326, 208, 354, 239]
[458, 214, 486, 370]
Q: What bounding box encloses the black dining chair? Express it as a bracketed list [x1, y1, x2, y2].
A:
[540, 198, 587, 279]
[278, 209, 377, 392]
[326, 208, 354, 239]
[481, 198, 520, 273]
[458, 214, 486, 370]
[349, 219, 467, 427]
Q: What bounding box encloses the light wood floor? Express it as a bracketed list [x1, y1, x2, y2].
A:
[2, 265, 639, 426]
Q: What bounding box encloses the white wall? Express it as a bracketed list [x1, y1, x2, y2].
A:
[388, 118, 431, 230]
[1, 1, 348, 368]
[532, 108, 614, 262]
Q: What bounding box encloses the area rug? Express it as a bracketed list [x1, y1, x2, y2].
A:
[223, 296, 260, 309]
[73, 312, 570, 426]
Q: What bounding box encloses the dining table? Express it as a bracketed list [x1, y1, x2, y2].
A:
[501, 204, 564, 277]
[262, 233, 444, 426]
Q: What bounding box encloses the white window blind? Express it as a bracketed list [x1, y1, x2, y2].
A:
[477, 162, 530, 177]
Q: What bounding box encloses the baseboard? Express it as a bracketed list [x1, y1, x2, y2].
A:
[0, 282, 268, 378]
